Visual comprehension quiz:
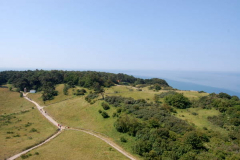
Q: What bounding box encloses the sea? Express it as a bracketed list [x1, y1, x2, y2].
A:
[1, 68, 240, 98]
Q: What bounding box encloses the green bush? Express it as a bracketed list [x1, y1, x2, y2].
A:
[30, 128, 38, 132]
[74, 89, 87, 96]
[102, 102, 110, 110]
[164, 93, 191, 109]
[101, 111, 109, 118]
[192, 112, 198, 116]
[120, 136, 127, 142]
[112, 112, 117, 117]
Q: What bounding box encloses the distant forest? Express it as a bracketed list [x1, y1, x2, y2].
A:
[0, 70, 169, 100]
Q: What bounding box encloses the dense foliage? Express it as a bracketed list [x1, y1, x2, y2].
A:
[0, 70, 169, 101]
[164, 93, 191, 109]
[105, 94, 240, 159]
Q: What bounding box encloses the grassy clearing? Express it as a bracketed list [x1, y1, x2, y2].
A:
[175, 108, 227, 134]
[105, 85, 208, 101]
[175, 90, 209, 100]
[105, 86, 157, 101]
[0, 108, 57, 160]
[44, 97, 140, 159]
[16, 130, 130, 160]
[0, 88, 34, 114]
[27, 84, 89, 106]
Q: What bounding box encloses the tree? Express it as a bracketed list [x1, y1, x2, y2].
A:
[184, 131, 203, 149]
[63, 84, 69, 95]
[154, 84, 162, 91]
[164, 93, 191, 109]
[93, 82, 105, 99]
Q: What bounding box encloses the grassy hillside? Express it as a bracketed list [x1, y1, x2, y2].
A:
[0, 87, 34, 114]
[16, 130, 130, 160]
[0, 88, 57, 160]
[175, 108, 227, 134]
[44, 97, 140, 158]
[1, 85, 141, 160]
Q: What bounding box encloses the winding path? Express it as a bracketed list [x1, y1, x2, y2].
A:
[7, 93, 137, 160]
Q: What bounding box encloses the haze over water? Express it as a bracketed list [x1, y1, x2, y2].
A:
[103, 69, 240, 97]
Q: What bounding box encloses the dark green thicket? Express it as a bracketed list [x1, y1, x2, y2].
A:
[105, 94, 240, 159]
[164, 93, 191, 109]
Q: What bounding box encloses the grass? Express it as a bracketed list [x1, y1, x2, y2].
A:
[0, 108, 57, 160]
[16, 130, 130, 160]
[0, 88, 34, 114]
[44, 96, 141, 159]
[175, 108, 227, 135]
[105, 85, 208, 101]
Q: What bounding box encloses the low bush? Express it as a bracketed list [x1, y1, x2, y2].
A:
[101, 111, 109, 118]
[102, 102, 110, 110]
[120, 136, 127, 142]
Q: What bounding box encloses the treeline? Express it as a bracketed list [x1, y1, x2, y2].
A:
[0, 70, 169, 101]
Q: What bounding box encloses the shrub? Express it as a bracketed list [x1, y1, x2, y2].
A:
[74, 89, 87, 96]
[117, 108, 122, 113]
[85, 93, 99, 103]
[192, 112, 198, 116]
[157, 91, 177, 98]
[98, 109, 102, 113]
[102, 102, 110, 110]
[30, 128, 38, 132]
[120, 136, 127, 142]
[101, 111, 109, 118]
[21, 154, 29, 159]
[184, 131, 204, 149]
[164, 93, 191, 109]
[112, 112, 117, 117]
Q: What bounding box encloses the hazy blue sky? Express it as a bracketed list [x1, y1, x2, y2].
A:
[0, 0, 239, 72]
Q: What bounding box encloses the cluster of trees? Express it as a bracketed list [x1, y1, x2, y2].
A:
[193, 92, 240, 127]
[104, 95, 240, 159]
[164, 92, 191, 109]
[0, 70, 169, 101]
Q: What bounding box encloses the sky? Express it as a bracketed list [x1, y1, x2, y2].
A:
[0, 0, 240, 72]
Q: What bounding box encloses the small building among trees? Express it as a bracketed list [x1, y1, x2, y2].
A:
[30, 90, 36, 93]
